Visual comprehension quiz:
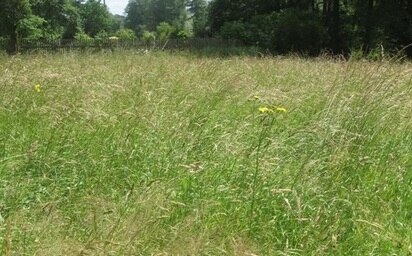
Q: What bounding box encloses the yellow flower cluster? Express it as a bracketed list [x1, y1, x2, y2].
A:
[258, 106, 272, 113]
[34, 84, 42, 93]
[275, 107, 287, 113]
[258, 106, 287, 114]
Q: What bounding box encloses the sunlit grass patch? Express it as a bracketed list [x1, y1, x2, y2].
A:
[0, 52, 411, 255]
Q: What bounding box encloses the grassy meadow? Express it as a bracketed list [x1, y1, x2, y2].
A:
[0, 51, 411, 255]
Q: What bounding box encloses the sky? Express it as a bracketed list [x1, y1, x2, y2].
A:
[106, 0, 129, 15]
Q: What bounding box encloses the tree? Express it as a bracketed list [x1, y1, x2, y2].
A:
[208, 0, 287, 34]
[16, 15, 46, 40]
[29, 0, 82, 39]
[79, 0, 112, 36]
[207, 0, 411, 56]
[330, 0, 341, 53]
[354, 0, 375, 52]
[125, 0, 188, 34]
[148, 0, 187, 30]
[110, 14, 125, 32]
[0, 0, 32, 53]
[156, 22, 174, 41]
[375, 0, 412, 55]
[124, 0, 148, 35]
[188, 0, 208, 37]
[62, 1, 82, 39]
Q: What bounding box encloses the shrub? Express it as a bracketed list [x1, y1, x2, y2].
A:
[141, 30, 156, 45]
[115, 28, 137, 41]
[74, 31, 92, 47]
[176, 30, 191, 39]
[156, 22, 175, 41]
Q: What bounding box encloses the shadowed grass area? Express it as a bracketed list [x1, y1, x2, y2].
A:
[0, 52, 411, 255]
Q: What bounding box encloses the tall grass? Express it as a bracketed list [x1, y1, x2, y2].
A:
[0, 52, 411, 255]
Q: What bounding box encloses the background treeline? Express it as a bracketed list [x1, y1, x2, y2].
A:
[207, 0, 412, 57]
[0, 0, 128, 53]
[1, 0, 411, 57]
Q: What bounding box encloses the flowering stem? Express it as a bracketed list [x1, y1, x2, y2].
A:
[249, 115, 274, 231]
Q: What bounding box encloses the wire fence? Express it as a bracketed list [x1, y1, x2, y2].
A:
[0, 38, 243, 53]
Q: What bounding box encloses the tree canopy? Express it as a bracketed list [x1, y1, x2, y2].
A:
[208, 0, 412, 56]
[0, 0, 410, 56]
[0, 0, 121, 53]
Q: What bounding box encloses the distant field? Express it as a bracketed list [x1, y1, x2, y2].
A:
[0, 52, 411, 255]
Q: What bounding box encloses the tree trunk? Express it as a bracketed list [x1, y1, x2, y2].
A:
[322, 0, 329, 17]
[6, 34, 18, 55]
[330, 0, 340, 53]
[362, 0, 374, 53]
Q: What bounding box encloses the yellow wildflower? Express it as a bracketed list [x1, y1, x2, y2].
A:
[34, 84, 41, 93]
[253, 95, 260, 100]
[259, 106, 273, 113]
[275, 107, 287, 113]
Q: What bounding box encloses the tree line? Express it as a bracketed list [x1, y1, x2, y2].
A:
[1, 0, 411, 57]
[0, 0, 126, 53]
[207, 0, 412, 57]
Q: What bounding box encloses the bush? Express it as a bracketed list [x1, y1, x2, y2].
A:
[141, 30, 156, 45]
[94, 31, 109, 48]
[16, 15, 46, 40]
[176, 30, 191, 39]
[115, 29, 137, 41]
[74, 31, 92, 47]
[156, 22, 175, 41]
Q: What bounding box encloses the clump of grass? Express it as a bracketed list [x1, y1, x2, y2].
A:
[0, 52, 411, 255]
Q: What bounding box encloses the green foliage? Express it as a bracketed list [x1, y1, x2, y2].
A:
[156, 22, 174, 41]
[176, 30, 191, 39]
[80, 0, 112, 36]
[0, 0, 32, 35]
[115, 28, 137, 40]
[141, 30, 156, 44]
[271, 9, 326, 55]
[218, 10, 326, 55]
[150, 0, 187, 30]
[29, 0, 66, 33]
[125, 0, 188, 36]
[210, 1, 328, 54]
[74, 30, 92, 41]
[219, 21, 247, 41]
[374, 0, 412, 56]
[73, 31, 93, 48]
[16, 15, 46, 40]
[0, 0, 32, 53]
[0, 0, 409, 56]
[188, 0, 208, 37]
[208, 0, 243, 34]
[124, 0, 146, 35]
[110, 14, 124, 32]
[208, 0, 412, 57]
[94, 30, 109, 39]
[61, 2, 82, 39]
